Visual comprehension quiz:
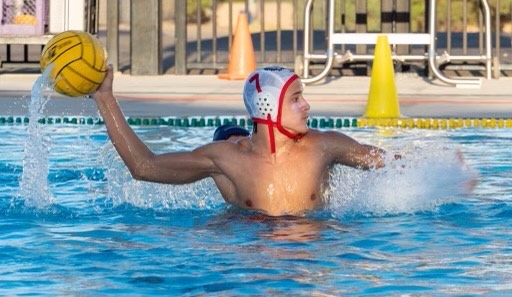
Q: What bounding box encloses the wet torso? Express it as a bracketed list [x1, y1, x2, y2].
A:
[211, 133, 331, 216]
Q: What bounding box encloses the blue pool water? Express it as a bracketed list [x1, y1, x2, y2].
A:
[1, 116, 512, 296]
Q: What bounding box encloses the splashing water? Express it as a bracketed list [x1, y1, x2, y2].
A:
[19, 67, 54, 208]
[13, 73, 479, 217]
[100, 142, 224, 211]
[325, 140, 477, 217]
[95, 127, 478, 216]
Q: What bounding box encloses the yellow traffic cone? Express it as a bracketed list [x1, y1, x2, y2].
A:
[364, 35, 401, 118]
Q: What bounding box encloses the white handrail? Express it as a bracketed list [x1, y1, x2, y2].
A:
[301, 0, 492, 87]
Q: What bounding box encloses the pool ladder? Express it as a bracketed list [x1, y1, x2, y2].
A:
[300, 0, 492, 88]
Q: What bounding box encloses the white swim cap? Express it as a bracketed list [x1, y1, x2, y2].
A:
[242, 66, 303, 154]
[243, 66, 298, 123]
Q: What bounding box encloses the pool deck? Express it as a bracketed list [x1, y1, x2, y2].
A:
[1, 71, 512, 119]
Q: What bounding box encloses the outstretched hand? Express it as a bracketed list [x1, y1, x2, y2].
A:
[93, 64, 114, 100]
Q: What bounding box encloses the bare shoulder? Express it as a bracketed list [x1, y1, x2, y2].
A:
[195, 137, 251, 158]
[304, 129, 386, 169]
[302, 129, 374, 164]
[193, 138, 253, 180]
[304, 129, 360, 148]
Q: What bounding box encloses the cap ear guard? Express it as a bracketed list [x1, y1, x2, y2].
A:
[253, 91, 278, 121]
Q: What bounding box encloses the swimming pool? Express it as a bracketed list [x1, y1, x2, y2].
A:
[1, 118, 511, 296]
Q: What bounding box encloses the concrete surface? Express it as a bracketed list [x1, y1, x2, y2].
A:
[1, 71, 512, 118]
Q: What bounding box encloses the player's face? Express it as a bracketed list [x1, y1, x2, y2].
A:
[280, 79, 310, 134]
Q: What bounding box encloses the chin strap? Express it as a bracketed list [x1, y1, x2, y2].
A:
[252, 115, 304, 154]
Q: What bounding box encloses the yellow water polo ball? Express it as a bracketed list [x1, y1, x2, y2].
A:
[40, 31, 107, 97]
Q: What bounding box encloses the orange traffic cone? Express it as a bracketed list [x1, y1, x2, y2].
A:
[218, 12, 256, 80]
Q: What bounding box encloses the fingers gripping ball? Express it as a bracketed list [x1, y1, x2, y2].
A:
[40, 31, 107, 97]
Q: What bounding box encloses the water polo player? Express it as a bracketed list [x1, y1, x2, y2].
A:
[93, 65, 388, 216]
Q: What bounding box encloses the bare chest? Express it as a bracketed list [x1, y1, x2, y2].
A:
[233, 154, 327, 215]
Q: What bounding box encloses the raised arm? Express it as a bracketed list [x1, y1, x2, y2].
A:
[93, 65, 219, 184]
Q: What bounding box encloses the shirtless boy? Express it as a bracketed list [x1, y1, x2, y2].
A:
[93, 65, 387, 216]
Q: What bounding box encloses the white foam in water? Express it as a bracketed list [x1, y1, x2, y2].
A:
[19, 68, 55, 208]
[325, 140, 478, 217]
[100, 143, 224, 210]
[98, 131, 477, 216]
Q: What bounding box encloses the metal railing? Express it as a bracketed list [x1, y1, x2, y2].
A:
[173, 0, 302, 74]
[301, 0, 492, 86]
[105, 0, 511, 79]
[0, 0, 98, 68]
[1, 0, 512, 81]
